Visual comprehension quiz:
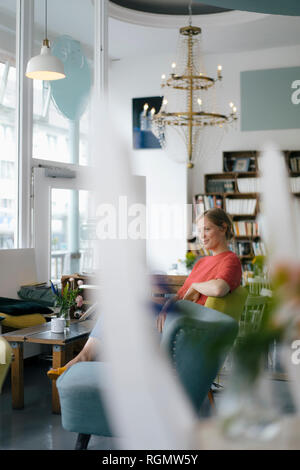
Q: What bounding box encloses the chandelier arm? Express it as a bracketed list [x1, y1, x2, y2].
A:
[154, 111, 230, 120]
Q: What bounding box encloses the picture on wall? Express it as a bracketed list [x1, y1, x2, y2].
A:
[233, 157, 250, 172]
[132, 96, 163, 149]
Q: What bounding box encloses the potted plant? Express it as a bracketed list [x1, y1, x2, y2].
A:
[50, 278, 83, 328]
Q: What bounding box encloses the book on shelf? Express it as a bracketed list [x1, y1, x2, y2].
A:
[206, 179, 235, 193]
[290, 156, 300, 172]
[225, 198, 257, 215]
[237, 178, 260, 193]
[252, 241, 266, 256]
[228, 239, 265, 258]
[236, 241, 252, 256]
[233, 220, 260, 237]
[194, 194, 223, 217]
[290, 176, 300, 193]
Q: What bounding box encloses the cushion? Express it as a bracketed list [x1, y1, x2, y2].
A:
[18, 286, 56, 307]
[0, 297, 53, 316]
[0, 313, 46, 329]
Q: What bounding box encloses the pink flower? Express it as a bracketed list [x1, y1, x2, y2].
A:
[75, 295, 83, 308]
[77, 280, 84, 286]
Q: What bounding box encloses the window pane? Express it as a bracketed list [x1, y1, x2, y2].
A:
[0, 0, 18, 249]
[51, 189, 95, 282]
[33, 0, 94, 166]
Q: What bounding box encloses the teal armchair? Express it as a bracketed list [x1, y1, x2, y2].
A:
[57, 301, 238, 449]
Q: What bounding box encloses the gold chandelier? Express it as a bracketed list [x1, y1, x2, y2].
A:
[152, 22, 237, 169]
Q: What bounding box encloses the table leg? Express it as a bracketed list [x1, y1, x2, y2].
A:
[52, 345, 66, 414]
[11, 342, 24, 409]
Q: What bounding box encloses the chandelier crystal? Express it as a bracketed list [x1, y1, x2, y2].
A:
[152, 24, 237, 168]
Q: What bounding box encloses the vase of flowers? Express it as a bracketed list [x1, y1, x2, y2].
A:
[50, 278, 84, 329]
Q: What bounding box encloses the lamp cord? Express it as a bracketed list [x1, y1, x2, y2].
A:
[188, 0, 192, 26]
[45, 0, 48, 39]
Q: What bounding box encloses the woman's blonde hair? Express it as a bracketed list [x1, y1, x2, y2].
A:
[196, 208, 234, 240]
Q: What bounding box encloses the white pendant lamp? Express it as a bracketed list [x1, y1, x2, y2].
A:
[26, 0, 65, 81]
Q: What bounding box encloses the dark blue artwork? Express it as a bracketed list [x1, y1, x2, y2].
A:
[132, 96, 163, 149]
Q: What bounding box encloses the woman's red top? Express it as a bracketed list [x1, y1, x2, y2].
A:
[177, 251, 242, 306]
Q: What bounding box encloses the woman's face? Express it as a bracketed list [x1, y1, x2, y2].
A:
[198, 216, 227, 251]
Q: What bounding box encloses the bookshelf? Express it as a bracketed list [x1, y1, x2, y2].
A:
[193, 151, 261, 269]
[193, 150, 300, 269]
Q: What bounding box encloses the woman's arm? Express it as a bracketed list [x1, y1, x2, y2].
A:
[183, 279, 230, 301]
[64, 337, 101, 369]
[156, 294, 179, 333]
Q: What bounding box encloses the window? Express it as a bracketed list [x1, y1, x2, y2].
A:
[0, 0, 17, 249]
[51, 189, 94, 281]
[32, 0, 93, 166]
[0, 160, 14, 179]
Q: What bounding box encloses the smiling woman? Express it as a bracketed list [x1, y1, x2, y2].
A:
[156, 208, 242, 332]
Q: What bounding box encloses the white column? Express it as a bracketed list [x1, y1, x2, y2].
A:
[16, 0, 34, 248]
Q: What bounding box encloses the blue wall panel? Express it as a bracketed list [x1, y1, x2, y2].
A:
[241, 67, 300, 131]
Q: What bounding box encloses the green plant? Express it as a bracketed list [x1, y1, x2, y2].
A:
[50, 279, 83, 316]
[178, 251, 198, 270]
[252, 255, 266, 277]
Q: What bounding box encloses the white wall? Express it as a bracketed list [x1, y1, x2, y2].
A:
[109, 53, 187, 273]
[109, 43, 300, 272]
[190, 43, 300, 198]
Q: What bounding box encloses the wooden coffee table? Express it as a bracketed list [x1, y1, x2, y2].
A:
[2, 319, 95, 414]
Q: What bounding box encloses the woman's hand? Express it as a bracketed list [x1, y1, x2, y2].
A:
[183, 286, 201, 303]
[156, 294, 179, 333]
[156, 312, 167, 333]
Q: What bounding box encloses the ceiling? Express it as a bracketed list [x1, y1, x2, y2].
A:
[108, 12, 300, 59]
[110, 0, 231, 16]
[1, 0, 300, 60]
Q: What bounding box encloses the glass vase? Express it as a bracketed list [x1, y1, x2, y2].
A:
[218, 360, 281, 445]
[60, 307, 70, 331]
[64, 309, 71, 330]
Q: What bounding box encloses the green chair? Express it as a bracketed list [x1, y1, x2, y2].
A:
[204, 286, 248, 385]
[237, 294, 269, 339]
[204, 286, 248, 322]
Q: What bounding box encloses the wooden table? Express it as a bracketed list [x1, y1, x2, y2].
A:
[2, 319, 95, 414]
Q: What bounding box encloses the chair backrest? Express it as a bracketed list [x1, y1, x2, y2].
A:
[204, 286, 248, 322]
[238, 295, 268, 338]
[247, 277, 272, 296]
[161, 300, 238, 414]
